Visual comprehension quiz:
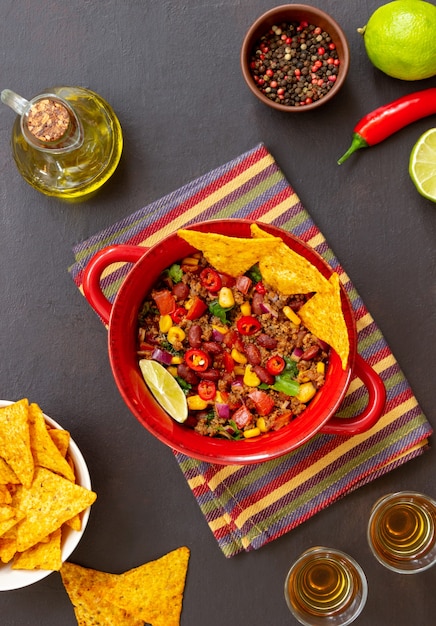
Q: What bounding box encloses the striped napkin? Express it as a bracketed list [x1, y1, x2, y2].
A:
[69, 143, 432, 558]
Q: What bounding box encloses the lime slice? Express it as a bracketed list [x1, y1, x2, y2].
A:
[409, 128, 436, 203]
[139, 359, 188, 423]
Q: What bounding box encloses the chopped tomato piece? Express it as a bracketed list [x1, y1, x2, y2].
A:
[271, 411, 293, 431]
[200, 268, 222, 293]
[236, 316, 261, 336]
[185, 349, 210, 372]
[223, 351, 235, 373]
[185, 296, 207, 320]
[222, 329, 245, 352]
[248, 390, 275, 416]
[232, 405, 254, 428]
[152, 289, 175, 315]
[218, 272, 236, 288]
[198, 380, 216, 401]
[235, 274, 252, 294]
[266, 355, 285, 375]
[254, 281, 266, 294]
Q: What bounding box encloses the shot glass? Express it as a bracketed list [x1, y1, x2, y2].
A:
[367, 491, 436, 573]
[284, 546, 368, 626]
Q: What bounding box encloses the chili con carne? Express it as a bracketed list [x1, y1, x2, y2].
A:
[338, 88, 436, 164]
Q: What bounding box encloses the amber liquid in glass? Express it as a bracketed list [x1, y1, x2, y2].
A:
[369, 494, 436, 568]
[286, 548, 367, 625]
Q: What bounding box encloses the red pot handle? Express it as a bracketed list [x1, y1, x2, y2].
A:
[320, 354, 386, 436]
[82, 245, 147, 325]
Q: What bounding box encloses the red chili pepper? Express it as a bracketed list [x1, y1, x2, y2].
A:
[338, 88, 436, 164]
[236, 316, 261, 335]
[170, 306, 186, 323]
[266, 355, 285, 375]
[223, 351, 235, 373]
[185, 348, 210, 372]
[185, 296, 207, 320]
[200, 268, 222, 292]
[198, 380, 216, 401]
[254, 282, 266, 295]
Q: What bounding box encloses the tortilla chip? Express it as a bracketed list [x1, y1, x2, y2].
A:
[0, 399, 34, 488]
[0, 505, 15, 522]
[0, 512, 24, 540]
[249, 222, 277, 239]
[13, 527, 62, 571]
[98, 546, 190, 626]
[60, 562, 143, 626]
[49, 428, 71, 457]
[0, 485, 12, 504]
[0, 537, 17, 564]
[12, 467, 97, 552]
[0, 457, 20, 485]
[258, 242, 330, 295]
[298, 273, 350, 369]
[28, 403, 75, 482]
[64, 513, 82, 532]
[178, 229, 281, 277]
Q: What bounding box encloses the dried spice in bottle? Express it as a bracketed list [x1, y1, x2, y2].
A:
[249, 21, 340, 107]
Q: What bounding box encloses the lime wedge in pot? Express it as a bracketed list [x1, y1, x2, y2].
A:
[139, 359, 188, 423]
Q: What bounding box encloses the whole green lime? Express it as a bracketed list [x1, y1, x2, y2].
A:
[360, 0, 436, 80]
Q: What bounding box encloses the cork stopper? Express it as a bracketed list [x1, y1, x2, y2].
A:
[26, 98, 71, 142]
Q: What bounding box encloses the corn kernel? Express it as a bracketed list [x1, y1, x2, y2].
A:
[243, 364, 261, 387]
[187, 395, 209, 410]
[159, 314, 173, 333]
[167, 366, 178, 377]
[181, 256, 199, 266]
[243, 427, 261, 439]
[215, 391, 225, 404]
[316, 361, 325, 374]
[167, 326, 186, 344]
[218, 287, 235, 308]
[256, 417, 268, 433]
[283, 306, 301, 325]
[296, 382, 316, 403]
[212, 324, 228, 335]
[171, 355, 183, 365]
[234, 365, 245, 376]
[240, 301, 251, 316]
[231, 348, 247, 364]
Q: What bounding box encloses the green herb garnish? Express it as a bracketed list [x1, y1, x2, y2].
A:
[165, 263, 183, 283]
[208, 300, 233, 324]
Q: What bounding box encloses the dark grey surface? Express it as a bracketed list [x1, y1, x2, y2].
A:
[0, 1, 435, 624]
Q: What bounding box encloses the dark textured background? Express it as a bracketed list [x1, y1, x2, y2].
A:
[0, 1, 435, 624]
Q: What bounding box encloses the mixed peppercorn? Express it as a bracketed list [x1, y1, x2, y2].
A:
[249, 21, 340, 107]
[137, 252, 329, 441]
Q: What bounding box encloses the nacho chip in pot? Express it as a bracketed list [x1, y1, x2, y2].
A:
[298, 273, 350, 369]
[178, 229, 281, 277]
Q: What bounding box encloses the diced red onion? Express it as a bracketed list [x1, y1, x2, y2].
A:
[259, 301, 279, 317]
[151, 347, 173, 365]
[317, 338, 329, 351]
[290, 347, 303, 362]
[216, 403, 230, 419]
[231, 375, 244, 389]
[212, 328, 225, 342]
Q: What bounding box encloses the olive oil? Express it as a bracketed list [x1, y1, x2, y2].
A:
[285, 547, 367, 625]
[5, 86, 122, 199]
[368, 492, 436, 573]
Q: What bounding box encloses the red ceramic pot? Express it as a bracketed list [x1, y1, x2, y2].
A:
[83, 220, 386, 465]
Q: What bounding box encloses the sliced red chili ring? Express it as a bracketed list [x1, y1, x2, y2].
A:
[185, 348, 210, 372]
[198, 380, 216, 401]
[200, 268, 222, 292]
[236, 315, 261, 336]
[266, 355, 285, 375]
[170, 306, 186, 323]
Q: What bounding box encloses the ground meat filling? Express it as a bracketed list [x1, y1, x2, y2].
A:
[136, 253, 329, 440]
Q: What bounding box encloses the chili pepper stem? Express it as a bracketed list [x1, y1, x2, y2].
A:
[337, 133, 369, 164]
